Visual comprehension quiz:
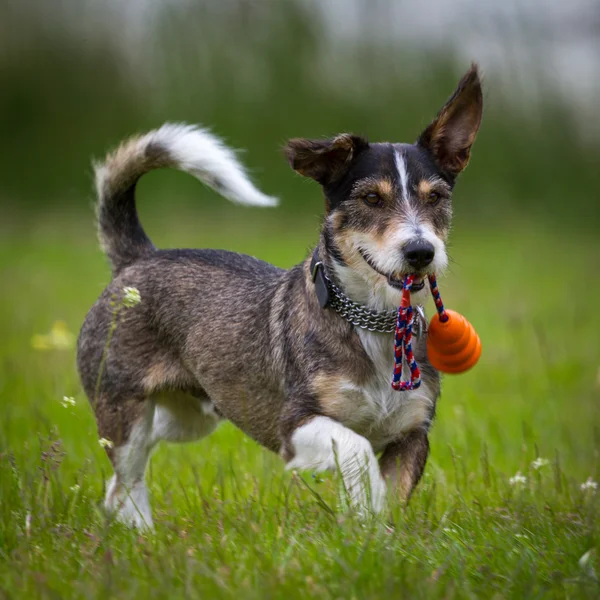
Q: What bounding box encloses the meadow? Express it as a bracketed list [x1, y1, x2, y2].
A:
[0, 199, 598, 599]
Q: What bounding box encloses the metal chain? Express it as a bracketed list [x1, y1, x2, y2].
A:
[323, 272, 426, 336]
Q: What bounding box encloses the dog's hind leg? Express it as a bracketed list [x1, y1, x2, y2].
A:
[97, 391, 220, 530]
[96, 396, 156, 530]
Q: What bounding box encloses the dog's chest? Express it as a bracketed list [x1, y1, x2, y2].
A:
[334, 330, 434, 451]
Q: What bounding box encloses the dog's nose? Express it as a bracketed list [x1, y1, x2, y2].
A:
[403, 240, 435, 270]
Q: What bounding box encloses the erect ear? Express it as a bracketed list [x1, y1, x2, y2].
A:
[284, 134, 369, 186]
[418, 64, 483, 178]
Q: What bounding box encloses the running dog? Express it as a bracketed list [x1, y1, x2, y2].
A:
[77, 65, 483, 528]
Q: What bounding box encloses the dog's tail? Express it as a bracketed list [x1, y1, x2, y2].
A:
[94, 123, 278, 273]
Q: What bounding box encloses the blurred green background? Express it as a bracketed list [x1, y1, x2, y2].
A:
[2, 0, 599, 226]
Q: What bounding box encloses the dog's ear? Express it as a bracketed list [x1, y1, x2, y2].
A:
[418, 64, 483, 178]
[284, 134, 369, 185]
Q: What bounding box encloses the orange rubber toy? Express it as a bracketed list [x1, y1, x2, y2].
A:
[426, 275, 481, 374]
[426, 309, 481, 373]
[391, 274, 481, 391]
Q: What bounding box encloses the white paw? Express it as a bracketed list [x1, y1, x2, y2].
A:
[105, 476, 154, 530]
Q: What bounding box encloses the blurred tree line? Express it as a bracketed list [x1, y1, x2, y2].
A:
[0, 0, 598, 228]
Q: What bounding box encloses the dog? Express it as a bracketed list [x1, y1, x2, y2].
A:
[77, 65, 483, 529]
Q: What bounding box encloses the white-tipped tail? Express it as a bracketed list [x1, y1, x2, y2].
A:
[94, 123, 277, 273]
[147, 123, 277, 206]
[95, 122, 278, 209]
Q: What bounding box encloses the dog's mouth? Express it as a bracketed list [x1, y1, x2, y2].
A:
[358, 249, 425, 292]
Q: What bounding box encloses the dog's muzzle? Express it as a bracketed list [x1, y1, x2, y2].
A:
[358, 248, 426, 291]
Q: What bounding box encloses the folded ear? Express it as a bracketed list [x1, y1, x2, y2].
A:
[284, 134, 368, 186]
[418, 64, 483, 178]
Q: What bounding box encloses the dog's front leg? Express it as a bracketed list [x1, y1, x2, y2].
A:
[284, 415, 386, 514]
[379, 429, 429, 503]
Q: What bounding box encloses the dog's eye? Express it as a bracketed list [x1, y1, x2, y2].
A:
[364, 193, 383, 207]
[428, 191, 442, 205]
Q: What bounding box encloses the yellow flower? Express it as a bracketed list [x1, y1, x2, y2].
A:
[31, 321, 75, 351]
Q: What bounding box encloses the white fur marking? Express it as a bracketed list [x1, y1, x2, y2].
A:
[105, 475, 153, 530]
[356, 328, 434, 440]
[394, 149, 409, 201]
[105, 414, 155, 530]
[286, 416, 386, 513]
[151, 393, 220, 445]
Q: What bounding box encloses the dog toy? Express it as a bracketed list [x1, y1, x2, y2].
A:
[391, 274, 481, 391]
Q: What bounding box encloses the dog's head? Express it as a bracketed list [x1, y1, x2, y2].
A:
[286, 65, 483, 310]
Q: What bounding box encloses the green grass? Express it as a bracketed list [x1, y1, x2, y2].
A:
[0, 205, 599, 599]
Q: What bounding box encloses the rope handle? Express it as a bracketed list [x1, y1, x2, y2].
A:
[391, 274, 447, 391]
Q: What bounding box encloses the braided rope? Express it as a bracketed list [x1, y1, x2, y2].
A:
[391, 273, 447, 391]
[391, 275, 422, 391]
[427, 274, 448, 322]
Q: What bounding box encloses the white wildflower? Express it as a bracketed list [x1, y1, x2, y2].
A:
[60, 396, 76, 408]
[531, 457, 550, 470]
[579, 549, 596, 579]
[581, 477, 598, 493]
[579, 550, 592, 568]
[70, 484, 81, 493]
[98, 437, 114, 449]
[509, 471, 527, 486]
[122, 286, 141, 308]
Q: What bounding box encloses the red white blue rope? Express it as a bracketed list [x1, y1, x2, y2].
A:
[391, 275, 421, 390]
[427, 273, 449, 323]
[391, 273, 448, 391]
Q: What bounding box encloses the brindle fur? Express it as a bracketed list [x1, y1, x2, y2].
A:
[78, 65, 483, 525]
[379, 429, 430, 501]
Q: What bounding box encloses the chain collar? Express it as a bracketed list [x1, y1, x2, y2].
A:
[310, 249, 427, 336]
